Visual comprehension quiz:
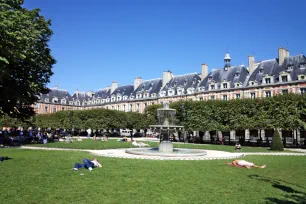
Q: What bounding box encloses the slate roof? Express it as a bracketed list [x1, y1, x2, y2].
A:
[199, 65, 249, 90]
[40, 88, 72, 104]
[247, 54, 306, 86]
[132, 78, 162, 96]
[111, 85, 134, 97]
[161, 73, 201, 95]
[93, 88, 110, 99]
[277, 54, 306, 81]
[72, 92, 90, 103]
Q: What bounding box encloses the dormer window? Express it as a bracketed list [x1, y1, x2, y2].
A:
[234, 83, 241, 88]
[177, 88, 184, 95]
[52, 97, 58, 103]
[159, 91, 166, 97]
[287, 65, 293, 71]
[111, 96, 116, 102]
[69, 101, 73, 105]
[193, 78, 196, 84]
[265, 78, 271, 84]
[144, 93, 149, 98]
[117, 96, 121, 101]
[281, 75, 288, 82]
[259, 66, 264, 74]
[187, 88, 195, 94]
[298, 75, 306, 80]
[151, 93, 157, 97]
[168, 90, 174, 96]
[136, 93, 142, 99]
[223, 83, 228, 89]
[174, 81, 178, 87]
[61, 99, 66, 104]
[45, 98, 49, 103]
[210, 84, 215, 90]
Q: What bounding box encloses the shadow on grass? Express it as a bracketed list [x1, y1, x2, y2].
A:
[249, 175, 306, 204]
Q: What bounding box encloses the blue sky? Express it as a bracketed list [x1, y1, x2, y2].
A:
[23, 0, 306, 94]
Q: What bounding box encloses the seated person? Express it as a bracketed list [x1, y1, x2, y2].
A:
[235, 143, 242, 151]
[73, 158, 102, 171]
[122, 136, 128, 142]
[226, 160, 266, 169]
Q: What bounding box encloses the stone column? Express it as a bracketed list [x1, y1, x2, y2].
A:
[203, 131, 210, 141]
[245, 129, 250, 140]
[230, 130, 236, 140]
[296, 129, 301, 144]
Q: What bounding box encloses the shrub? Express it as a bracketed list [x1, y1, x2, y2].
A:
[270, 130, 284, 151]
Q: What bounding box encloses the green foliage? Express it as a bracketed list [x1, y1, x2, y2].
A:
[35, 108, 149, 130]
[0, 0, 55, 119]
[270, 130, 284, 151]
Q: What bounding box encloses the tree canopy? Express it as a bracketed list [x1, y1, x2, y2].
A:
[0, 0, 55, 119]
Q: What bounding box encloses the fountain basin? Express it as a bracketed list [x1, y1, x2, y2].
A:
[125, 148, 207, 157]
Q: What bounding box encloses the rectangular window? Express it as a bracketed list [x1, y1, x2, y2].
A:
[210, 95, 215, 100]
[199, 97, 203, 101]
[281, 75, 288, 82]
[265, 78, 271, 84]
[236, 94, 240, 99]
[62, 107, 65, 110]
[45, 106, 48, 112]
[265, 91, 271, 97]
[223, 83, 227, 89]
[250, 92, 256, 99]
[136, 104, 140, 112]
[282, 89, 288, 94]
[210, 85, 215, 90]
[300, 88, 306, 95]
[53, 108, 56, 113]
[144, 103, 147, 109]
[223, 95, 228, 101]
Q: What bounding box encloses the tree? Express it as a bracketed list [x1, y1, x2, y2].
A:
[0, 0, 55, 119]
[270, 129, 284, 151]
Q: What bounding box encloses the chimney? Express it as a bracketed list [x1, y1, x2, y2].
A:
[248, 56, 255, 74]
[201, 64, 208, 80]
[162, 70, 173, 87]
[111, 81, 118, 94]
[278, 47, 289, 65]
[75, 89, 79, 98]
[134, 77, 143, 90]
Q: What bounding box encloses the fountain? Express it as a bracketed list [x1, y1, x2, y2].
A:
[125, 102, 207, 157]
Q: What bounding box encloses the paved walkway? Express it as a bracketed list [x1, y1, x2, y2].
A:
[20, 146, 306, 161]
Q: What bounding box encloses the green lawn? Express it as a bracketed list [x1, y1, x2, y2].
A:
[27, 139, 282, 152]
[0, 148, 305, 204]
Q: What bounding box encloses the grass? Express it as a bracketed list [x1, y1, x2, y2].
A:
[27, 139, 285, 152]
[0, 148, 305, 204]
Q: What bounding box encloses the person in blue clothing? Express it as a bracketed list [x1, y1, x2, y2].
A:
[73, 158, 102, 171]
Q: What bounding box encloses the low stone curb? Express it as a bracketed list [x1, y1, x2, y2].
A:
[19, 146, 306, 161]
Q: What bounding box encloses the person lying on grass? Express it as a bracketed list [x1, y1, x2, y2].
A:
[0, 156, 9, 162]
[73, 158, 102, 171]
[226, 159, 266, 169]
